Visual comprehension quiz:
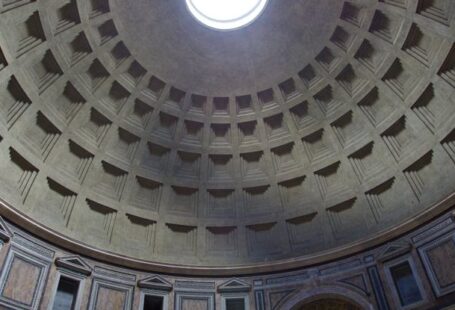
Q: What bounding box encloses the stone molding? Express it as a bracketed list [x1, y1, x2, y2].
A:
[55, 256, 92, 276]
[277, 285, 374, 310]
[0, 216, 12, 243]
[138, 275, 173, 291]
[218, 278, 252, 293]
[0, 194, 454, 276]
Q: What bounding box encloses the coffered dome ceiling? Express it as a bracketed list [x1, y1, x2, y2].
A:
[111, 0, 342, 94]
[0, 0, 454, 274]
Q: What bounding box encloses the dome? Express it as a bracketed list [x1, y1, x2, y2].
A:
[0, 0, 454, 276]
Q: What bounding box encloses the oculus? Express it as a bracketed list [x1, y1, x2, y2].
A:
[185, 0, 268, 30]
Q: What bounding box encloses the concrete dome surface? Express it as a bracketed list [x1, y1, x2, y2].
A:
[0, 0, 454, 275]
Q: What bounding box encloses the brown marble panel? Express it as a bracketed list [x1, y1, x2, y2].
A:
[95, 286, 126, 310]
[2, 257, 40, 305]
[181, 298, 208, 310]
[427, 239, 455, 288]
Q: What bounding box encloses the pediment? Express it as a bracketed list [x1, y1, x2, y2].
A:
[218, 278, 251, 293]
[55, 256, 92, 276]
[138, 275, 173, 291]
[377, 240, 412, 262]
[0, 217, 12, 242]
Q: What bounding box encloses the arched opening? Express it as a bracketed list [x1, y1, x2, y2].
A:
[279, 286, 373, 310]
[297, 298, 361, 310]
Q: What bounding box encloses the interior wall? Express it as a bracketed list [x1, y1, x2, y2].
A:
[0, 206, 454, 309]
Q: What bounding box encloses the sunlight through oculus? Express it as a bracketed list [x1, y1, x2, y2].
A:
[186, 0, 269, 30]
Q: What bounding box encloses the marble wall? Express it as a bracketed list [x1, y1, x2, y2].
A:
[0, 208, 455, 309]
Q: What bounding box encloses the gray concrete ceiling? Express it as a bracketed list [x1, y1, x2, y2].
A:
[0, 0, 454, 270]
[112, 0, 343, 95]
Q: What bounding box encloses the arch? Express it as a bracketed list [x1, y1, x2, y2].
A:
[278, 285, 374, 310]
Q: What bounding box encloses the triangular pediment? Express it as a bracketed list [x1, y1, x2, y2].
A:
[377, 240, 411, 262]
[138, 275, 173, 291]
[218, 278, 251, 293]
[0, 217, 12, 242]
[55, 256, 92, 276]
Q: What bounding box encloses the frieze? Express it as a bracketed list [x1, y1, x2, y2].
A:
[12, 232, 54, 260]
[93, 266, 136, 283]
[412, 217, 453, 244]
[174, 280, 215, 290]
[266, 271, 311, 286]
[319, 258, 362, 276]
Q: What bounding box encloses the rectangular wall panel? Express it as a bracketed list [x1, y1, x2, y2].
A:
[0, 246, 51, 309]
[182, 298, 208, 310]
[419, 234, 455, 296]
[87, 278, 134, 310]
[175, 291, 215, 310]
[3, 257, 40, 304]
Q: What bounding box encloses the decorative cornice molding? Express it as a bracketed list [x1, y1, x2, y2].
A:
[0, 194, 454, 276]
[218, 278, 252, 293]
[377, 240, 412, 263]
[0, 216, 12, 242]
[55, 256, 92, 276]
[138, 275, 173, 291]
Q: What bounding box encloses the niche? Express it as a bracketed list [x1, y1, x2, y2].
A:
[52, 277, 80, 310]
[143, 295, 164, 310]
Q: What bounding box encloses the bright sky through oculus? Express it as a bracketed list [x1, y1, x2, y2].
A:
[186, 0, 268, 30]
